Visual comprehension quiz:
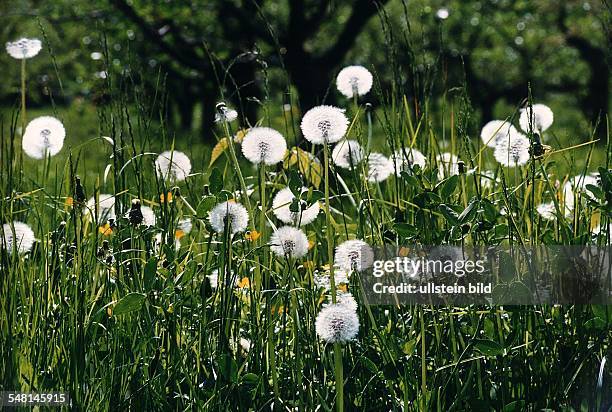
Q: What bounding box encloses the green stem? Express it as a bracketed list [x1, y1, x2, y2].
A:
[21, 59, 26, 133]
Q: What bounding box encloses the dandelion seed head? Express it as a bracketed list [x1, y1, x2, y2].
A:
[335, 239, 374, 272]
[300, 105, 349, 144]
[436, 152, 460, 178]
[241, 127, 287, 165]
[85, 194, 115, 222]
[563, 174, 600, 213]
[493, 132, 530, 167]
[392, 148, 427, 174]
[480, 120, 517, 148]
[214, 103, 238, 123]
[1, 221, 35, 254]
[536, 202, 556, 221]
[367, 152, 394, 183]
[314, 268, 350, 290]
[209, 201, 249, 235]
[6, 38, 42, 59]
[324, 292, 358, 312]
[315, 303, 359, 344]
[336, 65, 373, 98]
[155, 150, 191, 182]
[519, 104, 554, 133]
[436, 8, 450, 19]
[22, 116, 66, 159]
[272, 187, 320, 226]
[178, 218, 192, 234]
[332, 140, 363, 169]
[140, 206, 156, 226]
[270, 226, 309, 259]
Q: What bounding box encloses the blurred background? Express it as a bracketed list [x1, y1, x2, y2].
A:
[0, 0, 609, 148]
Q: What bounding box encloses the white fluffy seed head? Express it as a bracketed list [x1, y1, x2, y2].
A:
[300, 105, 349, 144]
[335, 239, 374, 272]
[314, 268, 350, 290]
[325, 292, 358, 312]
[208, 201, 249, 235]
[1, 221, 35, 254]
[6, 38, 42, 59]
[519, 104, 554, 133]
[22, 116, 66, 159]
[563, 174, 599, 214]
[436, 152, 460, 179]
[367, 152, 394, 183]
[336, 65, 373, 98]
[241, 127, 287, 165]
[155, 150, 192, 182]
[85, 194, 115, 223]
[315, 303, 359, 344]
[272, 187, 320, 226]
[270, 226, 309, 259]
[332, 140, 363, 169]
[480, 120, 517, 148]
[493, 132, 530, 167]
[392, 148, 427, 174]
[214, 106, 238, 123]
[140, 206, 156, 226]
[536, 202, 556, 221]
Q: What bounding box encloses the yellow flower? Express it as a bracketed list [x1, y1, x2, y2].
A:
[303, 261, 315, 270]
[308, 240, 315, 250]
[237, 277, 250, 288]
[175, 229, 185, 240]
[160, 192, 173, 203]
[65, 196, 74, 207]
[99, 224, 113, 236]
[399, 247, 410, 257]
[245, 230, 261, 241]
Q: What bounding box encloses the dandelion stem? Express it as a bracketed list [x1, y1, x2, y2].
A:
[21, 58, 26, 133]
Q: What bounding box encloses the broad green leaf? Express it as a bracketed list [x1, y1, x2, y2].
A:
[113, 293, 146, 316]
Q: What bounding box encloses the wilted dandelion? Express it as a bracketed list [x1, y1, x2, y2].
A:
[241, 127, 287, 165]
[269, 226, 309, 259]
[155, 150, 192, 182]
[392, 148, 427, 174]
[315, 303, 359, 344]
[1, 221, 35, 254]
[480, 120, 517, 148]
[85, 194, 115, 222]
[494, 132, 530, 167]
[272, 187, 320, 226]
[536, 202, 556, 221]
[436, 152, 460, 178]
[209, 201, 249, 235]
[5, 38, 42, 59]
[22, 116, 66, 159]
[300, 105, 349, 144]
[214, 102, 238, 123]
[335, 239, 374, 272]
[519, 103, 554, 133]
[367, 152, 394, 183]
[336, 65, 373, 98]
[332, 140, 363, 169]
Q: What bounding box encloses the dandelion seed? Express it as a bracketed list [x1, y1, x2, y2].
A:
[367, 152, 394, 183]
[335, 239, 374, 272]
[563, 174, 600, 213]
[155, 150, 192, 182]
[85, 194, 115, 222]
[480, 120, 517, 148]
[214, 102, 238, 123]
[209, 201, 249, 235]
[5, 38, 42, 59]
[315, 303, 359, 344]
[269, 226, 309, 259]
[300, 105, 349, 144]
[519, 104, 554, 133]
[392, 148, 427, 174]
[1, 221, 35, 254]
[272, 187, 320, 226]
[22, 116, 66, 159]
[494, 132, 530, 167]
[536, 202, 556, 221]
[241, 127, 287, 165]
[436, 152, 460, 178]
[332, 140, 363, 169]
[336, 65, 373, 98]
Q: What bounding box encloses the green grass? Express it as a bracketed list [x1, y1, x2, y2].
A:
[1, 67, 611, 412]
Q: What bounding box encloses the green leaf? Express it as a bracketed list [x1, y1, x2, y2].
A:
[360, 356, 378, 374]
[217, 354, 238, 382]
[585, 184, 603, 200]
[113, 293, 146, 316]
[402, 339, 417, 355]
[503, 400, 526, 412]
[473, 339, 504, 357]
[288, 169, 303, 196]
[143, 257, 158, 290]
[439, 204, 460, 226]
[393, 223, 417, 237]
[458, 198, 479, 223]
[400, 171, 420, 188]
[197, 195, 217, 216]
[209, 167, 223, 194]
[308, 190, 325, 203]
[440, 175, 459, 198]
[240, 372, 260, 388]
